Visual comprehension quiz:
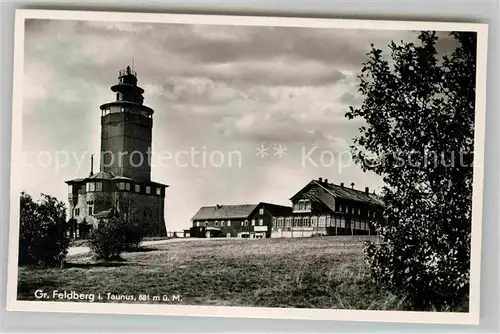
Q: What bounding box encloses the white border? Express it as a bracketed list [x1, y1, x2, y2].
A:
[6, 9, 488, 325]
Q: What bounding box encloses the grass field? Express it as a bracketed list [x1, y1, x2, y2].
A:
[17, 236, 406, 310]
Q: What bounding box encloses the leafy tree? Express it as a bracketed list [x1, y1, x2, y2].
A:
[345, 31, 476, 310]
[19, 192, 70, 266]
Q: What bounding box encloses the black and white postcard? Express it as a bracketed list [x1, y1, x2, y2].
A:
[6, 9, 488, 324]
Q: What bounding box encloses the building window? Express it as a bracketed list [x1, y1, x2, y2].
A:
[227, 220, 231, 227]
[205, 221, 208, 227]
[75, 208, 80, 216]
[358, 208, 361, 215]
[146, 186, 151, 194]
[118, 182, 125, 190]
[68, 185, 72, 194]
[135, 184, 140, 192]
[294, 199, 311, 212]
[95, 182, 103, 192]
[88, 206, 93, 215]
[156, 187, 161, 195]
[215, 221, 219, 227]
[220, 221, 225, 227]
[86, 182, 95, 192]
[244, 220, 248, 226]
[252, 219, 255, 226]
[195, 221, 200, 227]
[125, 183, 131, 191]
[259, 219, 263, 226]
[259, 208, 264, 215]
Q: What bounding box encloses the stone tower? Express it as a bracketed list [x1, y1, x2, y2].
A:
[100, 65, 152, 181]
[65, 66, 168, 238]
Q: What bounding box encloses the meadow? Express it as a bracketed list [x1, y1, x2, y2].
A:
[17, 236, 406, 310]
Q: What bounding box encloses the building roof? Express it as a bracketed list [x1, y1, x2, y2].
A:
[191, 204, 258, 221]
[290, 179, 384, 208]
[191, 202, 293, 221]
[94, 208, 113, 219]
[65, 171, 168, 188]
[87, 171, 117, 180]
[255, 202, 293, 216]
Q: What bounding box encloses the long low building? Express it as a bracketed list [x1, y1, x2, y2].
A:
[190, 202, 292, 238]
[189, 177, 384, 239]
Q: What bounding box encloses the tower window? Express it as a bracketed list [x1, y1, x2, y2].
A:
[135, 184, 140, 192]
[125, 183, 131, 191]
[86, 182, 96, 192]
[146, 186, 151, 194]
[156, 187, 161, 195]
[95, 182, 102, 192]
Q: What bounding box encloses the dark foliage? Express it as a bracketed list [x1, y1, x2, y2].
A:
[122, 219, 149, 250]
[345, 31, 476, 310]
[19, 192, 70, 266]
[88, 218, 127, 260]
[88, 216, 149, 260]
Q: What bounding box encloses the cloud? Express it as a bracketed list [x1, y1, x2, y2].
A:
[21, 18, 457, 231]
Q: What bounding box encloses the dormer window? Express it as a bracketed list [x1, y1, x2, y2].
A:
[294, 199, 311, 213]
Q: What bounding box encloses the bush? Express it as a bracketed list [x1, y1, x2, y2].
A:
[19, 192, 70, 266]
[88, 217, 148, 260]
[122, 219, 148, 250]
[88, 218, 127, 260]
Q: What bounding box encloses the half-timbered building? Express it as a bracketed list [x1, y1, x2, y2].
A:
[271, 177, 384, 238]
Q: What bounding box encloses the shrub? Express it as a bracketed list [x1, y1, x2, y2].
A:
[19, 192, 70, 266]
[122, 219, 148, 250]
[88, 218, 127, 260]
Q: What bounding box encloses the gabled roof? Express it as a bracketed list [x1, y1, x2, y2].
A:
[191, 202, 294, 221]
[191, 204, 258, 221]
[255, 202, 293, 217]
[290, 179, 384, 207]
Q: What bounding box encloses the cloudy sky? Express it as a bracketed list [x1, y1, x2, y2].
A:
[21, 19, 457, 231]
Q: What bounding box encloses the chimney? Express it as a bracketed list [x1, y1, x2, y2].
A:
[324, 178, 328, 184]
[351, 182, 355, 189]
[90, 154, 94, 176]
[340, 183, 344, 188]
[216, 204, 222, 209]
[318, 177, 323, 183]
[365, 187, 369, 194]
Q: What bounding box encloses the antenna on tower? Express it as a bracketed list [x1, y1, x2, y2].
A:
[90, 154, 94, 176]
